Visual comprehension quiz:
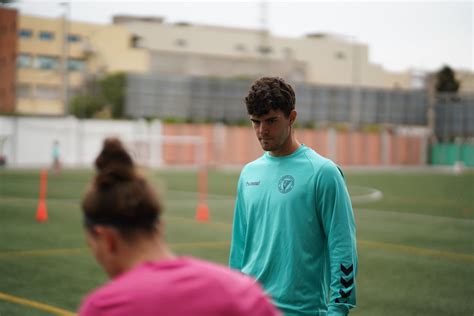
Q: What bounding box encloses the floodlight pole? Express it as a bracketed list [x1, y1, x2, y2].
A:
[348, 35, 360, 130]
[60, 2, 70, 116]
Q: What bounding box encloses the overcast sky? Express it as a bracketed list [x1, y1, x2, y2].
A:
[13, 0, 473, 73]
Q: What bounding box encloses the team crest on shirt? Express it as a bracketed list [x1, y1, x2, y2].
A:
[278, 175, 295, 193]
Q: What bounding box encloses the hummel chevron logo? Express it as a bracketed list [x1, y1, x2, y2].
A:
[339, 289, 352, 299]
[335, 289, 352, 303]
[340, 277, 354, 288]
[340, 264, 353, 276]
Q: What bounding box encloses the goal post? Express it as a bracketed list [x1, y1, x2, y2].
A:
[0, 134, 10, 166]
[124, 135, 210, 222]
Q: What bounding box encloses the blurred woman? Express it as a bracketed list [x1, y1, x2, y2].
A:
[79, 138, 279, 316]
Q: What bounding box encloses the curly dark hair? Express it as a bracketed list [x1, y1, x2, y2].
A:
[245, 77, 296, 117]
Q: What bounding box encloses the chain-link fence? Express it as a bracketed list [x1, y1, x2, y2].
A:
[434, 94, 474, 140]
[126, 75, 430, 127]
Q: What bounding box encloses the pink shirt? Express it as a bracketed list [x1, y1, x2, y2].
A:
[79, 257, 280, 316]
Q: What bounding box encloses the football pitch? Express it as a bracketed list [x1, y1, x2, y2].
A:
[0, 168, 473, 315]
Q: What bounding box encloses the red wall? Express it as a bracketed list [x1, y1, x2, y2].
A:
[0, 8, 18, 113]
[161, 124, 425, 167]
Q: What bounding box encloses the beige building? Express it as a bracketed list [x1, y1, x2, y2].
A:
[17, 15, 149, 115]
[16, 13, 473, 116]
[115, 16, 413, 89]
[456, 70, 474, 93]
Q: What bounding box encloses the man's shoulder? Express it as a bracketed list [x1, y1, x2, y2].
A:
[242, 154, 267, 171]
[299, 147, 348, 182]
[300, 146, 335, 169]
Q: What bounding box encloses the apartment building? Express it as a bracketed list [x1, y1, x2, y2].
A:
[0, 7, 17, 113]
[114, 15, 412, 89]
[13, 13, 472, 116]
[16, 14, 149, 115]
[456, 70, 474, 93]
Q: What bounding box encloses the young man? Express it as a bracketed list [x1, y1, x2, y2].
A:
[229, 77, 357, 316]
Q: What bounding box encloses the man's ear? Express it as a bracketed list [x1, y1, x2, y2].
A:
[289, 110, 297, 125]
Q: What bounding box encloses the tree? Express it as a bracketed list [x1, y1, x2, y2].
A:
[0, 0, 16, 5]
[68, 72, 126, 119]
[435, 66, 460, 93]
[69, 95, 103, 118]
[99, 72, 126, 118]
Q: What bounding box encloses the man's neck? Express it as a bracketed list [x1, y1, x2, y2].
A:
[269, 136, 301, 157]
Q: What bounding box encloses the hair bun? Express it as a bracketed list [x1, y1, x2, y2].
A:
[94, 138, 134, 187]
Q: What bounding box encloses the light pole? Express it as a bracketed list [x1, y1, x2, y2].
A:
[60, 2, 70, 116]
[258, 0, 270, 76]
[347, 35, 360, 130]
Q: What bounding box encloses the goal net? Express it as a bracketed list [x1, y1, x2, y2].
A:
[124, 135, 207, 170]
[0, 134, 9, 166]
[123, 135, 210, 221]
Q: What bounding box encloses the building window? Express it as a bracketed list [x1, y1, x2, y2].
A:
[18, 29, 33, 38]
[68, 59, 85, 71]
[130, 35, 142, 48]
[67, 34, 81, 43]
[335, 51, 346, 60]
[39, 31, 55, 41]
[257, 45, 272, 55]
[17, 54, 32, 68]
[175, 38, 187, 47]
[17, 83, 32, 98]
[35, 55, 59, 70]
[235, 44, 246, 52]
[35, 84, 60, 100]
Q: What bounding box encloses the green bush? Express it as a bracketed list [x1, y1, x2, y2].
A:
[69, 95, 103, 118]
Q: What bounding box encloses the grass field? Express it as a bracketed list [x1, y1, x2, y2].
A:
[0, 168, 473, 316]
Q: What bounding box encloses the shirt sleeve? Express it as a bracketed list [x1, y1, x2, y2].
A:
[229, 176, 247, 271]
[316, 162, 357, 315]
[79, 295, 100, 316]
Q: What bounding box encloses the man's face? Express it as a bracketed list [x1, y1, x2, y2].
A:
[250, 109, 293, 154]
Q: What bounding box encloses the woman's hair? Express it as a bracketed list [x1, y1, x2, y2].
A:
[82, 138, 162, 237]
[245, 77, 296, 117]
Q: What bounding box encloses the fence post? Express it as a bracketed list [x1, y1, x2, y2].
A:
[381, 128, 390, 165]
[328, 127, 337, 162]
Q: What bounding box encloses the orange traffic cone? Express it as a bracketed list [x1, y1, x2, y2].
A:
[36, 199, 48, 222]
[195, 203, 210, 222]
[36, 169, 48, 223]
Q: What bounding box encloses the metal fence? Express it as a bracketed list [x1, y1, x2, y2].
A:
[128, 75, 467, 130]
[434, 94, 474, 140]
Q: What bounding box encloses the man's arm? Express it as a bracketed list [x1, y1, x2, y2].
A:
[317, 162, 358, 315]
[229, 177, 247, 270]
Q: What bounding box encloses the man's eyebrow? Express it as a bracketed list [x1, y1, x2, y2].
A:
[251, 116, 279, 121]
[264, 116, 279, 121]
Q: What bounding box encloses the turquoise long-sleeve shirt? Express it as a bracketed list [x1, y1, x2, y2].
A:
[229, 145, 357, 316]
